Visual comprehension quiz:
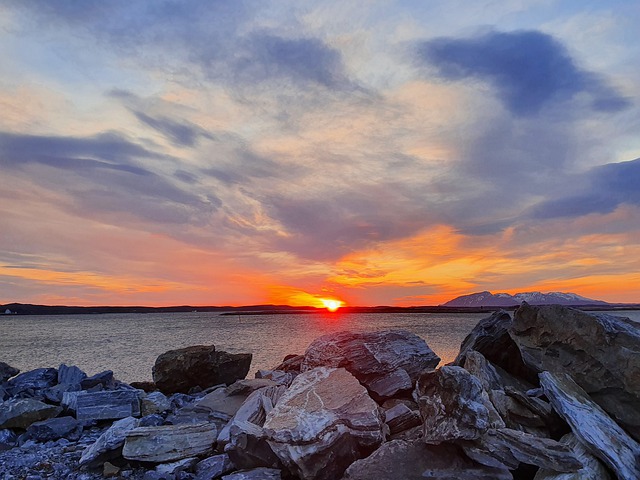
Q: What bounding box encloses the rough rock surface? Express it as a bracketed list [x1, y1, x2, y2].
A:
[195, 453, 235, 479]
[342, 439, 512, 479]
[512, 303, 640, 439]
[263, 366, 384, 480]
[222, 467, 282, 479]
[79, 416, 139, 467]
[540, 371, 640, 480]
[453, 310, 537, 383]
[69, 389, 141, 421]
[0, 361, 20, 382]
[123, 422, 218, 463]
[302, 330, 440, 399]
[415, 366, 501, 443]
[152, 345, 252, 394]
[0, 398, 62, 429]
[534, 433, 612, 480]
[26, 416, 82, 442]
[6, 367, 58, 397]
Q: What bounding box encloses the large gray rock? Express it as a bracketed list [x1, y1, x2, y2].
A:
[512, 303, 640, 439]
[226, 420, 282, 471]
[415, 366, 503, 444]
[0, 361, 19, 382]
[123, 422, 218, 463]
[80, 370, 115, 389]
[195, 453, 235, 480]
[453, 310, 537, 383]
[302, 330, 440, 399]
[141, 391, 171, 416]
[534, 433, 612, 480]
[342, 439, 512, 479]
[153, 345, 252, 394]
[540, 371, 640, 480]
[57, 364, 87, 386]
[6, 367, 58, 396]
[263, 367, 384, 480]
[461, 428, 582, 472]
[0, 398, 62, 429]
[65, 389, 141, 421]
[25, 416, 81, 442]
[79, 416, 139, 467]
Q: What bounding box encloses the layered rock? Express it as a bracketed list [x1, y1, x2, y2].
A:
[342, 439, 512, 479]
[302, 330, 440, 399]
[0, 398, 62, 429]
[540, 371, 640, 480]
[79, 416, 139, 467]
[64, 389, 141, 422]
[152, 345, 252, 394]
[263, 366, 384, 480]
[512, 303, 640, 440]
[534, 433, 612, 480]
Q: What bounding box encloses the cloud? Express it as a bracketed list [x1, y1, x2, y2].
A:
[530, 158, 640, 219]
[131, 111, 214, 147]
[416, 30, 630, 116]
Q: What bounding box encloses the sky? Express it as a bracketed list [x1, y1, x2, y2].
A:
[1, 1, 639, 307]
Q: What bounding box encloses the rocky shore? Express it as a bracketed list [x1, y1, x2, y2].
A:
[1, 302, 639, 479]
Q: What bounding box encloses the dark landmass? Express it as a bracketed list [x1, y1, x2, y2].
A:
[1, 301, 639, 316]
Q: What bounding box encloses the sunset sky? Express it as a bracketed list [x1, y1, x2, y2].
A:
[1, 1, 639, 307]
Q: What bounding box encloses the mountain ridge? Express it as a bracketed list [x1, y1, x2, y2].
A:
[443, 291, 610, 307]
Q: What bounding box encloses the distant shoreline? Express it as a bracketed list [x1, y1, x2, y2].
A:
[2, 302, 639, 316]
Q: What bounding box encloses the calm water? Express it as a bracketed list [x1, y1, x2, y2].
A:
[2, 310, 638, 383]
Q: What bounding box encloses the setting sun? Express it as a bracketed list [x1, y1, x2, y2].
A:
[320, 298, 343, 312]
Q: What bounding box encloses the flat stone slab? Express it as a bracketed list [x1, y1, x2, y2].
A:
[540, 371, 640, 480]
[66, 389, 141, 421]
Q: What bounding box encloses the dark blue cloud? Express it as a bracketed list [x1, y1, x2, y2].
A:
[417, 30, 630, 116]
[530, 158, 640, 219]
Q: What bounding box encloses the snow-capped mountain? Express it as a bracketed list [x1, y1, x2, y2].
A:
[443, 291, 609, 307]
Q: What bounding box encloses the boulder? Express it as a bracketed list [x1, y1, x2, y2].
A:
[0, 398, 62, 429]
[383, 402, 421, 435]
[225, 378, 277, 396]
[302, 330, 440, 399]
[222, 468, 282, 480]
[540, 371, 640, 480]
[263, 366, 384, 480]
[141, 391, 171, 416]
[79, 416, 139, 467]
[255, 370, 296, 387]
[342, 439, 512, 479]
[415, 366, 503, 444]
[195, 453, 235, 480]
[0, 361, 19, 382]
[512, 303, 640, 439]
[123, 422, 218, 463]
[80, 370, 115, 390]
[25, 416, 82, 442]
[57, 364, 87, 386]
[6, 367, 58, 396]
[534, 433, 612, 480]
[65, 389, 141, 421]
[226, 420, 282, 470]
[453, 310, 537, 383]
[152, 345, 252, 394]
[461, 428, 581, 472]
[273, 354, 303, 373]
[169, 386, 247, 427]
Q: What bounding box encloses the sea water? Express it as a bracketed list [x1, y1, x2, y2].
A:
[2, 310, 638, 383]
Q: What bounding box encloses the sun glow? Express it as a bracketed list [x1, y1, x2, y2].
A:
[320, 298, 343, 312]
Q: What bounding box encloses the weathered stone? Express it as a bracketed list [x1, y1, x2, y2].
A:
[415, 366, 502, 444]
[195, 453, 235, 480]
[222, 468, 282, 480]
[26, 416, 81, 442]
[226, 420, 282, 470]
[79, 416, 139, 467]
[0, 398, 62, 429]
[263, 367, 384, 480]
[302, 330, 440, 399]
[66, 389, 141, 421]
[342, 439, 512, 480]
[273, 354, 303, 373]
[534, 433, 612, 480]
[130, 381, 158, 392]
[6, 368, 58, 396]
[139, 413, 165, 427]
[43, 382, 81, 404]
[462, 428, 581, 472]
[225, 378, 277, 396]
[80, 370, 115, 390]
[155, 457, 198, 475]
[169, 387, 246, 427]
[512, 303, 640, 439]
[218, 384, 286, 445]
[141, 391, 171, 416]
[453, 310, 537, 383]
[57, 364, 87, 386]
[153, 345, 252, 394]
[254, 370, 295, 387]
[0, 361, 19, 382]
[123, 422, 218, 463]
[0, 428, 18, 450]
[540, 371, 640, 480]
[383, 403, 421, 434]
